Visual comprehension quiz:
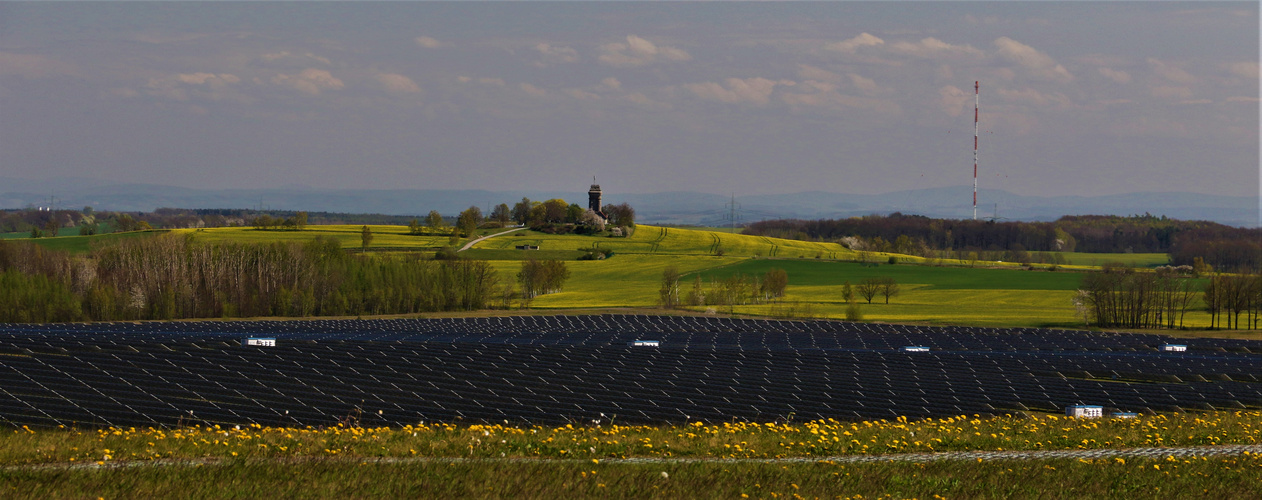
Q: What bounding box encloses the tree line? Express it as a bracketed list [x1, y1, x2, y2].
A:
[1077, 264, 1261, 330]
[744, 213, 1261, 272]
[0, 236, 502, 323]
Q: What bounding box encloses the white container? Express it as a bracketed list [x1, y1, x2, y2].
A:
[1066, 405, 1103, 418]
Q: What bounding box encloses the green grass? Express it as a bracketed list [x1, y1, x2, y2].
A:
[1060, 252, 1171, 268]
[177, 225, 454, 250]
[4, 457, 1260, 499]
[6, 230, 162, 254]
[2, 412, 1260, 498]
[474, 225, 852, 259]
[695, 259, 1087, 290]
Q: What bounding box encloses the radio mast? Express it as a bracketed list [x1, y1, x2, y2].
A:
[973, 81, 979, 221]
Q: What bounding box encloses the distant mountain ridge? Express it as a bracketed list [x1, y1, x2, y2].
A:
[1, 178, 1257, 228]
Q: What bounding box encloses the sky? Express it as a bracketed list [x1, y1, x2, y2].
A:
[0, 2, 1257, 200]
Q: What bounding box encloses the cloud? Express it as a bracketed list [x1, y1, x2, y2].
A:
[519, 82, 547, 97]
[271, 68, 344, 95]
[1146, 58, 1196, 85]
[0, 52, 76, 78]
[259, 51, 331, 66]
[534, 43, 579, 66]
[796, 64, 843, 84]
[937, 85, 971, 117]
[376, 73, 421, 94]
[685, 77, 794, 106]
[997, 87, 1070, 108]
[1150, 85, 1193, 100]
[564, 88, 600, 101]
[415, 36, 448, 49]
[1097, 67, 1131, 84]
[848, 73, 882, 94]
[458, 76, 506, 87]
[1228, 61, 1259, 79]
[824, 33, 884, 54]
[598, 35, 690, 68]
[601, 77, 621, 90]
[993, 37, 1073, 82]
[889, 37, 983, 58]
[145, 72, 242, 101]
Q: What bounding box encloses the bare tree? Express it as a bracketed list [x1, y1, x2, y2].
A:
[878, 277, 900, 304]
[856, 278, 881, 304]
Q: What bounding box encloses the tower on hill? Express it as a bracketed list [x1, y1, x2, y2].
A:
[588, 178, 607, 220]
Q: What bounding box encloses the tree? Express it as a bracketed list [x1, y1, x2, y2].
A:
[491, 203, 511, 225]
[603, 203, 636, 228]
[841, 280, 854, 304]
[580, 210, 606, 232]
[408, 218, 422, 235]
[541, 199, 569, 224]
[856, 278, 881, 304]
[426, 210, 446, 233]
[566, 204, 584, 224]
[518, 258, 570, 300]
[761, 268, 788, 300]
[878, 277, 900, 304]
[457, 206, 483, 237]
[295, 211, 308, 230]
[360, 225, 373, 251]
[659, 266, 681, 309]
[512, 198, 533, 225]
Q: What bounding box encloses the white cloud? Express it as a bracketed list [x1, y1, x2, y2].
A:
[0, 52, 76, 78]
[889, 38, 983, 58]
[1147, 58, 1196, 85]
[598, 35, 690, 68]
[796, 64, 843, 84]
[534, 43, 579, 66]
[997, 87, 1070, 108]
[519, 82, 547, 97]
[376, 73, 421, 94]
[1228, 61, 1259, 79]
[1150, 85, 1193, 100]
[937, 85, 971, 117]
[564, 88, 600, 100]
[259, 51, 331, 66]
[993, 37, 1073, 82]
[601, 77, 622, 90]
[271, 68, 344, 95]
[824, 33, 884, 54]
[145, 72, 242, 101]
[458, 76, 506, 87]
[415, 36, 448, 49]
[1097, 67, 1131, 84]
[848, 73, 881, 94]
[685, 77, 794, 106]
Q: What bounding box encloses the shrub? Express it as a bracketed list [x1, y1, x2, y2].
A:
[845, 303, 863, 321]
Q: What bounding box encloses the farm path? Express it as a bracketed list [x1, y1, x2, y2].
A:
[11, 444, 1262, 471]
[458, 227, 529, 252]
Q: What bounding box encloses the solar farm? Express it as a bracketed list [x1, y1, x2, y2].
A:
[1, 315, 1259, 428]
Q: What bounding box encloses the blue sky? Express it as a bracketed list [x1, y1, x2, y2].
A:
[0, 2, 1256, 199]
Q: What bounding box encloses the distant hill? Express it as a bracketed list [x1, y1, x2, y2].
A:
[2, 178, 1257, 228]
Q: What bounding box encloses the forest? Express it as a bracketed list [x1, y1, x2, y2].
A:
[0, 236, 501, 323]
[744, 214, 1261, 272]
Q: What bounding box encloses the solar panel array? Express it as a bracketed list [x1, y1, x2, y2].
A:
[0, 315, 1258, 428]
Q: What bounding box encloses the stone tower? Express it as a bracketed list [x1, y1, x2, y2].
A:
[588, 179, 605, 219]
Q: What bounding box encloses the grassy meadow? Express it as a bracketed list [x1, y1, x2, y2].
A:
[4, 223, 1231, 329]
[3, 412, 1261, 498]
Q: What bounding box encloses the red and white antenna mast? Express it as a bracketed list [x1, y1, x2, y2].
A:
[972, 81, 979, 221]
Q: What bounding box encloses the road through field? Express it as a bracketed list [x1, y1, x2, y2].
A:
[458, 227, 528, 252]
[11, 444, 1262, 471]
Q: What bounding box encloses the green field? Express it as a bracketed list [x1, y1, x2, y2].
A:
[4, 230, 162, 253]
[3, 412, 1261, 498]
[3, 223, 1229, 329]
[1060, 252, 1171, 268]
